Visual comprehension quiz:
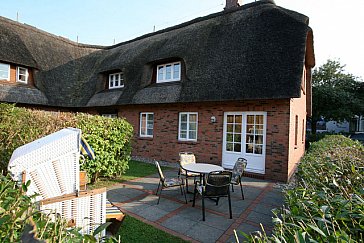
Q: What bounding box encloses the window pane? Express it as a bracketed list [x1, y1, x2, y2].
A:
[255, 135, 263, 144]
[165, 65, 172, 80]
[148, 113, 154, 121]
[227, 115, 234, 123]
[227, 124, 233, 133]
[255, 145, 263, 154]
[234, 143, 241, 152]
[180, 114, 187, 122]
[180, 131, 187, 139]
[0, 64, 9, 79]
[234, 124, 241, 133]
[226, 143, 233, 152]
[255, 125, 263, 134]
[256, 115, 264, 124]
[234, 134, 241, 143]
[246, 144, 253, 153]
[173, 63, 180, 79]
[246, 135, 253, 143]
[246, 125, 254, 134]
[189, 122, 196, 131]
[147, 129, 153, 136]
[189, 131, 196, 140]
[180, 122, 187, 130]
[226, 133, 233, 142]
[235, 115, 242, 123]
[115, 80, 119, 86]
[158, 66, 164, 80]
[189, 114, 197, 122]
[247, 115, 254, 124]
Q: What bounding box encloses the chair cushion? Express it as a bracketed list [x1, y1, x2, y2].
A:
[164, 178, 182, 187]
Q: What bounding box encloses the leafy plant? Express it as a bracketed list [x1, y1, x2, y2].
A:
[249, 135, 364, 242]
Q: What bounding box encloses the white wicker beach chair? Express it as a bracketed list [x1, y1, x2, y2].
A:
[7, 128, 108, 236]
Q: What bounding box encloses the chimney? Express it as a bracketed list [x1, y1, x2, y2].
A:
[224, 0, 243, 10]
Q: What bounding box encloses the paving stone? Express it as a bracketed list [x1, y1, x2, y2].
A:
[229, 222, 263, 242]
[137, 205, 170, 221]
[161, 214, 199, 235]
[246, 211, 274, 228]
[186, 223, 225, 243]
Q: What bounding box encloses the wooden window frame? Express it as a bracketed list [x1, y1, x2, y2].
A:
[178, 112, 198, 141]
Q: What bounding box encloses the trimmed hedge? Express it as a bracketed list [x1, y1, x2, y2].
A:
[252, 135, 364, 242]
[0, 103, 133, 182]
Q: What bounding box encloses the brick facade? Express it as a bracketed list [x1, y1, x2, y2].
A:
[111, 97, 306, 182]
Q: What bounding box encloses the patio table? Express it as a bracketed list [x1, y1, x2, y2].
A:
[181, 163, 224, 185]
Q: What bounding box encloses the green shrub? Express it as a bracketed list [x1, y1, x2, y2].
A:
[0, 103, 133, 182]
[251, 135, 364, 242]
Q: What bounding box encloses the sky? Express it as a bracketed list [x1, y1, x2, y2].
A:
[1, 0, 363, 79]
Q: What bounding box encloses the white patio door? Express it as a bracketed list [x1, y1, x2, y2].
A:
[222, 112, 266, 174]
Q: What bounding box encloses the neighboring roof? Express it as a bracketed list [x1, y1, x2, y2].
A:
[0, 83, 48, 105]
[0, 0, 315, 108]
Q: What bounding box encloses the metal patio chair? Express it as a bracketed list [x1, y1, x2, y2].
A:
[155, 161, 187, 205]
[231, 158, 247, 199]
[192, 170, 232, 221]
[178, 152, 200, 193]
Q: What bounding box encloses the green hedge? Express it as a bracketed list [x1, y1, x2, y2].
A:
[252, 135, 364, 242]
[0, 103, 133, 182]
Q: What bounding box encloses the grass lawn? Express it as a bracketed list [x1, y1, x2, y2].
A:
[90, 160, 186, 242]
[116, 215, 188, 243]
[89, 160, 164, 189]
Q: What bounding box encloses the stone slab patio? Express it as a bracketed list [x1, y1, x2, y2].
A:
[107, 168, 284, 243]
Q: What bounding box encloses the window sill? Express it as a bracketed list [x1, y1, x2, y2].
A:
[138, 136, 153, 140]
[178, 140, 198, 145]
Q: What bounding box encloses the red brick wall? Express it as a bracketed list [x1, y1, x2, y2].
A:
[117, 99, 294, 182]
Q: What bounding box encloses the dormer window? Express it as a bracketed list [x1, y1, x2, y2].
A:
[109, 72, 124, 89]
[157, 62, 181, 83]
[17, 67, 29, 83]
[0, 63, 10, 81]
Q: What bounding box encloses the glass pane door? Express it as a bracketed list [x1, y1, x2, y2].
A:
[225, 114, 242, 152]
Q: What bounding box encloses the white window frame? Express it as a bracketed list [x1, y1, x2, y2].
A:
[102, 114, 118, 118]
[178, 112, 198, 141]
[0, 63, 10, 81]
[156, 61, 181, 83]
[109, 72, 124, 89]
[140, 112, 154, 138]
[16, 66, 29, 83]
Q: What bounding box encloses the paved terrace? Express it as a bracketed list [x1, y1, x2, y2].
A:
[107, 168, 284, 243]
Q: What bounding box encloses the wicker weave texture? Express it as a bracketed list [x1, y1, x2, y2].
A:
[8, 128, 81, 199]
[40, 191, 106, 236]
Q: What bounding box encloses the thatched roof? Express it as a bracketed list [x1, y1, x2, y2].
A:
[0, 0, 315, 108]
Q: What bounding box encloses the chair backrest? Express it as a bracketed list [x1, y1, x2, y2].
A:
[231, 158, 247, 183]
[179, 152, 196, 166]
[155, 161, 165, 182]
[205, 171, 232, 197]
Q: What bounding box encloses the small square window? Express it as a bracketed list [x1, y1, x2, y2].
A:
[109, 72, 124, 89]
[178, 112, 198, 141]
[17, 67, 28, 83]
